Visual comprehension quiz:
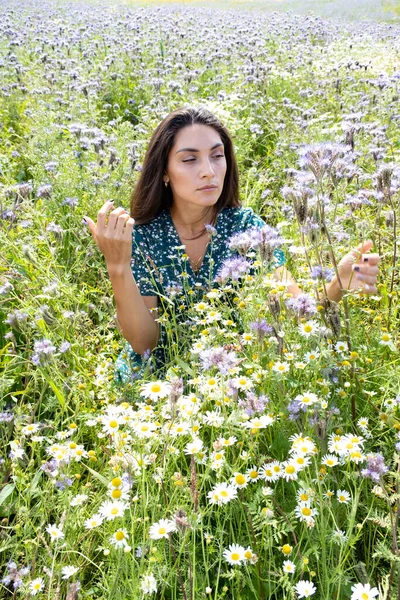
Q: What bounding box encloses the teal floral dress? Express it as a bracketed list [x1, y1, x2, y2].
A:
[113, 205, 286, 386]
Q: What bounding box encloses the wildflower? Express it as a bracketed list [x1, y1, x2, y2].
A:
[149, 519, 177, 539]
[322, 454, 339, 467]
[295, 392, 319, 408]
[238, 393, 269, 417]
[281, 544, 293, 555]
[261, 461, 282, 482]
[61, 566, 79, 579]
[71, 494, 88, 506]
[99, 500, 129, 520]
[304, 350, 320, 362]
[331, 529, 348, 545]
[310, 265, 335, 282]
[22, 423, 40, 436]
[286, 293, 317, 317]
[110, 529, 129, 549]
[223, 544, 245, 565]
[140, 380, 172, 401]
[246, 466, 260, 482]
[350, 582, 379, 600]
[283, 560, 296, 574]
[198, 346, 238, 374]
[335, 340, 349, 353]
[336, 489, 351, 504]
[379, 332, 392, 346]
[207, 482, 238, 505]
[45, 524, 64, 541]
[216, 256, 252, 282]
[295, 580, 317, 597]
[140, 573, 158, 594]
[272, 361, 290, 374]
[298, 320, 320, 337]
[282, 462, 301, 481]
[361, 453, 389, 481]
[184, 438, 204, 455]
[84, 514, 103, 529]
[295, 502, 318, 522]
[231, 472, 249, 488]
[30, 578, 45, 595]
[243, 415, 274, 430]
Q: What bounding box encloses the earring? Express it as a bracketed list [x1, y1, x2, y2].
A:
[164, 181, 169, 188]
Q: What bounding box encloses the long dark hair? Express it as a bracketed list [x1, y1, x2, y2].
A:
[130, 106, 241, 240]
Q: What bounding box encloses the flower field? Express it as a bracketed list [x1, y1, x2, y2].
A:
[1, 1, 400, 598]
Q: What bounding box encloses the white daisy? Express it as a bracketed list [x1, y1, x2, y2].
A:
[140, 380, 172, 401]
[350, 582, 379, 600]
[61, 566, 79, 580]
[282, 560, 296, 574]
[298, 320, 320, 338]
[207, 482, 237, 505]
[84, 514, 104, 529]
[223, 544, 245, 566]
[140, 573, 158, 594]
[110, 528, 129, 548]
[45, 524, 64, 541]
[98, 500, 129, 520]
[30, 577, 45, 595]
[336, 489, 351, 504]
[149, 518, 177, 540]
[70, 494, 88, 506]
[295, 579, 317, 597]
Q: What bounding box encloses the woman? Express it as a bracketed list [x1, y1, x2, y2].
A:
[83, 106, 380, 386]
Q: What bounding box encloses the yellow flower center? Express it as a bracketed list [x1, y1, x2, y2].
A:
[302, 507, 311, 516]
[112, 477, 122, 487]
[115, 531, 125, 541]
[235, 474, 246, 485]
[231, 553, 240, 561]
[151, 384, 161, 393]
[109, 420, 118, 428]
[158, 527, 166, 535]
[112, 489, 122, 499]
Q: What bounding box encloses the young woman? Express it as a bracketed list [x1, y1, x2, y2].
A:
[83, 106, 381, 385]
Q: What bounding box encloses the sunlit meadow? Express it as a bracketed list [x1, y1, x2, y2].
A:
[1, 0, 400, 598]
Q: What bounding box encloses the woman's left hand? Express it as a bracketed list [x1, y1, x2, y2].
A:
[335, 239, 381, 295]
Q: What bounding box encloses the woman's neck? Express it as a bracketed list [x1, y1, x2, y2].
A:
[169, 203, 212, 235]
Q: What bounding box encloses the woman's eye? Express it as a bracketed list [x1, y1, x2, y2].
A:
[183, 155, 225, 163]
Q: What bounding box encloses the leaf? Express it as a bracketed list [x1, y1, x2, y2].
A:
[27, 471, 42, 498]
[0, 484, 15, 506]
[40, 371, 65, 408]
[174, 358, 195, 377]
[82, 463, 109, 486]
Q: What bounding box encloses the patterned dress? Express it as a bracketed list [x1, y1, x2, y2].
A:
[113, 205, 286, 386]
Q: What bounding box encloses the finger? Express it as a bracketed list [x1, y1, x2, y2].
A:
[360, 254, 381, 265]
[115, 212, 131, 235]
[350, 239, 374, 261]
[354, 273, 378, 285]
[107, 207, 128, 230]
[361, 283, 378, 294]
[97, 200, 115, 229]
[83, 215, 95, 237]
[122, 217, 135, 236]
[352, 265, 379, 276]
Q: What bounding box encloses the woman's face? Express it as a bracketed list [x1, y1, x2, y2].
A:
[164, 124, 227, 214]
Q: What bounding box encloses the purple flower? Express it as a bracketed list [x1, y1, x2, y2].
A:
[361, 453, 389, 482]
[59, 341, 71, 353]
[249, 319, 273, 342]
[36, 184, 52, 199]
[31, 338, 57, 366]
[238, 391, 269, 416]
[215, 256, 252, 282]
[199, 346, 238, 375]
[310, 265, 335, 282]
[285, 293, 317, 317]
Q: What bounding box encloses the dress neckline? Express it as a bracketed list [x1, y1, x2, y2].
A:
[164, 207, 220, 279]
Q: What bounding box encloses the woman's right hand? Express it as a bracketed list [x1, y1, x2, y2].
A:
[83, 201, 135, 272]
